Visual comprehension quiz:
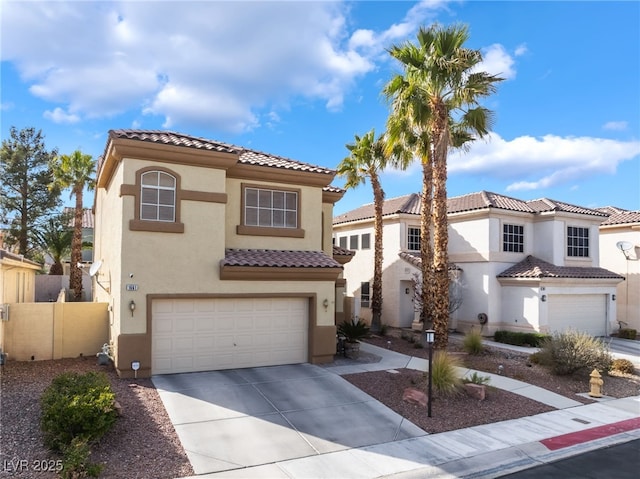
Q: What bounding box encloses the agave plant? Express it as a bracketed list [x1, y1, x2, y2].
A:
[338, 317, 370, 343]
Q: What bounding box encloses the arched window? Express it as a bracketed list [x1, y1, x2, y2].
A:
[140, 171, 176, 222]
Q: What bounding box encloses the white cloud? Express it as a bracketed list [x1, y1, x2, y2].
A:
[603, 121, 628, 131]
[43, 107, 80, 124]
[445, 133, 640, 191]
[514, 44, 528, 56]
[2, 0, 446, 133]
[479, 44, 517, 80]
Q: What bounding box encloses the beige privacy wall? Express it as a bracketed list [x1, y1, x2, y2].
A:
[0, 302, 109, 361]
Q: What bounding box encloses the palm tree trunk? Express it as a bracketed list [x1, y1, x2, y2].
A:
[420, 160, 434, 331]
[370, 173, 385, 333]
[70, 186, 84, 300]
[432, 110, 450, 349]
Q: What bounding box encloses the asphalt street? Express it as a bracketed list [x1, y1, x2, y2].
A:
[501, 438, 640, 479]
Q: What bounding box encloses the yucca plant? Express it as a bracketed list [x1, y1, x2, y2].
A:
[338, 317, 369, 343]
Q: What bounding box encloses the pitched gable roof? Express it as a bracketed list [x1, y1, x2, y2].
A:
[597, 207, 640, 226]
[333, 193, 420, 224]
[106, 129, 335, 175]
[334, 190, 609, 225]
[497, 255, 623, 280]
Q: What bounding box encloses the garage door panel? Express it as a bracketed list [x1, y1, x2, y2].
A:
[152, 297, 308, 374]
[548, 294, 607, 337]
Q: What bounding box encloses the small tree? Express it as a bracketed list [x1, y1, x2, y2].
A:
[412, 271, 465, 320]
[0, 127, 61, 257]
[34, 213, 74, 275]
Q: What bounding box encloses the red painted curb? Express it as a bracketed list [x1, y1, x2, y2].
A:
[541, 417, 640, 451]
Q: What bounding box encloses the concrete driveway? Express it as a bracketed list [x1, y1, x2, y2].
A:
[152, 363, 426, 476]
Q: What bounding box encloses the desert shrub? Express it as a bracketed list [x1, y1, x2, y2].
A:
[337, 318, 369, 343]
[611, 358, 636, 375]
[379, 323, 389, 336]
[618, 328, 637, 340]
[464, 371, 491, 385]
[494, 330, 550, 347]
[535, 330, 613, 376]
[429, 351, 463, 396]
[41, 371, 117, 452]
[60, 437, 104, 478]
[462, 329, 484, 355]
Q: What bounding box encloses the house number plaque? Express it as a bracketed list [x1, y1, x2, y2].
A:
[125, 284, 139, 291]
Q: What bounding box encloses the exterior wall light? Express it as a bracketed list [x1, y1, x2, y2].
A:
[129, 300, 136, 316]
[541, 295, 547, 302]
[612, 294, 616, 301]
[322, 298, 329, 310]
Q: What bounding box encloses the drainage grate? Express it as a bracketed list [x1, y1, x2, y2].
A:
[571, 418, 591, 424]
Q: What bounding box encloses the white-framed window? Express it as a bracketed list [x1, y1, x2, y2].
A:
[350, 234, 359, 250]
[140, 171, 176, 222]
[244, 187, 297, 228]
[360, 281, 370, 308]
[361, 233, 371, 249]
[503, 224, 524, 253]
[567, 226, 589, 257]
[339, 236, 347, 249]
[408, 227, 420, 251]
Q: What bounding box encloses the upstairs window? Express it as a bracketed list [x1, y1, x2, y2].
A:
[140, 171, 176, 222]
[503, 224, 524, 253]
[350, 235, 359, 250]
[338, 236, 347, 249]
[567, 226, 589, 257]
[244, 187, 297, 228]
[408, 227, 421, 251]
[361, 233, 371, 249]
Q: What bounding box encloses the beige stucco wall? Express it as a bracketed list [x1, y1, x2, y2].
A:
[0, 302, 108, 361]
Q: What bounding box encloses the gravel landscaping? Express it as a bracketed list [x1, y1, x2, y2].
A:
[1, 331, 638, 478]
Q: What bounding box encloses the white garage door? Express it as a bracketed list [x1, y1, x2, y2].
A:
[548, 294, 607, 337]
[152, 297, 308, 374]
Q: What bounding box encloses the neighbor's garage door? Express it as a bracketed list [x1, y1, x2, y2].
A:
[548, 294, 607, 337]
[152, 297, 308, 374]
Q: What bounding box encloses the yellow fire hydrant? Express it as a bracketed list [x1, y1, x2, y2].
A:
[589, 369, 603, 398]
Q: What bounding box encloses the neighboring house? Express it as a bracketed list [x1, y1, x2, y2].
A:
[333, 191, 623, 337]
[598, 207, 640, 332]
[93, 129, 346, 378]
[63, 207, 95, 265]
[0, 249, 41, 304]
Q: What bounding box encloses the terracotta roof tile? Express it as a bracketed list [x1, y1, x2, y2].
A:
[398, 251, 462, 271]
[497, 255, 623, 279]
[239, 149, 334, 175]
[599, 209, 640, 226]
[222, 249, 342, 269]
[526, 198, 608, 217]
[332, 245, 355, 257]
[63, 207, 94, 228]
[109, 129, 238, 154]
[333, 193, 420, 224]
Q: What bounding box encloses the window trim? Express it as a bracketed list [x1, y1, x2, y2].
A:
[237, 183, 305, 238]
[502, 223, 524, 253]
[128, 167, 185, 233]
[407, 226, 421, 251]
[360, 281, 370, 308]
[567, 225, 590, 258]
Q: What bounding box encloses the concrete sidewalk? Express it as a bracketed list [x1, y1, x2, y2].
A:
[183, 341, 640, 479]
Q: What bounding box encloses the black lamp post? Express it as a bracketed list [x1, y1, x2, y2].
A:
[425, 329, 435, 417]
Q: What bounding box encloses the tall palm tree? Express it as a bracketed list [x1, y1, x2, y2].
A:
[50, 150, 96, 300]
[385, 23, 502, 348]
[337, 129, 390, 333]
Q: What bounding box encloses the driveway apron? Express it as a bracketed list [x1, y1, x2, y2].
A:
[152, 363, 426, 475]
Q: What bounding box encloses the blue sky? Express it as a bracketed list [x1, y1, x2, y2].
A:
[2, 0, 639, 215]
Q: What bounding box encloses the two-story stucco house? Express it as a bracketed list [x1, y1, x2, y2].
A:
[598, 207, 640, 332]
[93, 130, 346, 378]
[333, 191, 623, 337]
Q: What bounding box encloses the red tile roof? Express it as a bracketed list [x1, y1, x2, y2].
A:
[222, 249, 342, 269]
[334, 191, 609, 224]
[63, 207, 94, 228]
[333, 193, 420, 224]
[107, 129, 335, 175]
[332, 245, 355, 257]
[497, 255, 623, 279]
